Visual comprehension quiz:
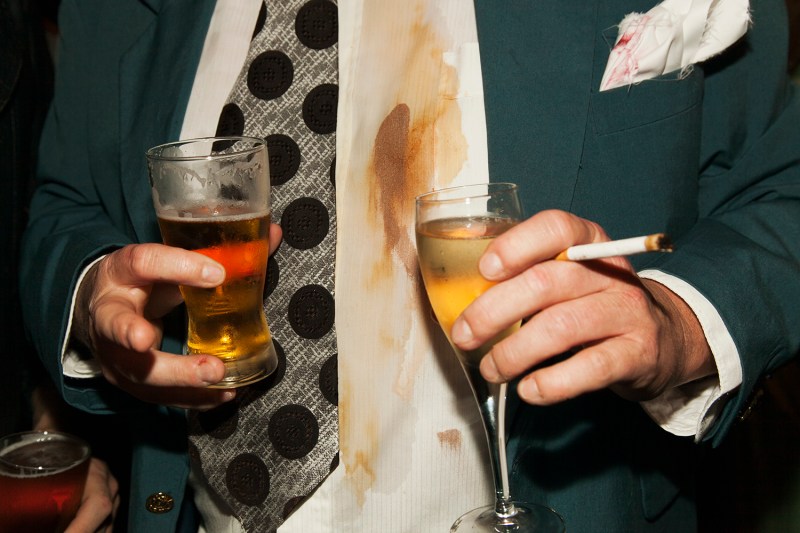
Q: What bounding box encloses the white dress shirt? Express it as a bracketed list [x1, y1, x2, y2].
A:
[63, 1, 743, 531]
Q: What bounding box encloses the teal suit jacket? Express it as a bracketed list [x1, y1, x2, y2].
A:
[20, 0, 800, 531]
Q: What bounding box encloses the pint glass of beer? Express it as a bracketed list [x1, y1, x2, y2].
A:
[146, 136, 278, 388]
[0, 430, 90, 532]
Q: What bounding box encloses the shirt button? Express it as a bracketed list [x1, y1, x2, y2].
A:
[145, 492, 175, 513]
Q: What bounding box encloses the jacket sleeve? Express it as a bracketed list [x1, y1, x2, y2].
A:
[648, 0, 800, 445]
[20, 0, 203, 412]
[19, 0, 135, 413]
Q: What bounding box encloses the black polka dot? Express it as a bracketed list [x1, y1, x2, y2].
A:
[252, 2, 267, 38]
[194, 400, 239, 439]
[295, 0, 338, 50]
[264, 254, 279, 298]
[288, 285, 334, 339]
[319, 354, 338, 406]
[216, 103, 245, 139]
[281, 197, 329, 250]
[302, 84, 338, 134]
[266, 134, 301, 186]
[268, 404, 319, 459]
[248, 50, 294, 101]
[226, 453, 271, 506]
[329, 156, 336, 189]
[240, 339, 287, 405]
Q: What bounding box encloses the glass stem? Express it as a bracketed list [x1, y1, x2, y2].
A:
[478, 381, 518, 519]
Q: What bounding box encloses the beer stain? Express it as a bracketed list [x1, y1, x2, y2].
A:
[366, 4, 468, 402]
[371, 103, 414, 280]
[347, 450, 378, 507]
[338, 0, 471, 508]
[437, 428, 463, 451]
[366, 17, 467, 283]
[338, 380, 379, 506]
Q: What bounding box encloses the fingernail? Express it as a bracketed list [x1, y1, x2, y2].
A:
[480, 355, 501, 383]
[480, 252, 503, 279]
[201, 263, 225, 283]
[518, 378, 541, 403]
[196, 359, 221, 385]
[450, 319, 473, 346]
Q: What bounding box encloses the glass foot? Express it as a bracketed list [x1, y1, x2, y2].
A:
[451, 502, 565, 532]
[206, 342, 278, 389]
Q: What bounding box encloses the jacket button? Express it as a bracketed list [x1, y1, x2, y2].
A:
[145, 492, 174, 513]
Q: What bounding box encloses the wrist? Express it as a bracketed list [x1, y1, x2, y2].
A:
[73, 262, 101, 353]
[642, 278, 715, 386]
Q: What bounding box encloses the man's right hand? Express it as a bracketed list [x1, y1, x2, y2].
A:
[73, 224, 281, 410]
[74, 243, 232, 409]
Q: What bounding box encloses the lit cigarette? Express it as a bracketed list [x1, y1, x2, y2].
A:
[555, 233, 673, 261]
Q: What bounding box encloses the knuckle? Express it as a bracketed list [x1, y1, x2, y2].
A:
[542, 307, 582, 343]
[100, 366, 119, 386]
[585, 219, 609, 242]
[463, 299, 497, 340]
[95, 494, 115, 517]
[490, 341, 524, 380]
[540, 306, 593, 349]
[620, 284, 650, 311]
[586, 348, 617, 384]
[125, 244, 157, 276]
[532, 375, 566, 404]
[542, 210, 575, 242]
[520, 265, 551, 295]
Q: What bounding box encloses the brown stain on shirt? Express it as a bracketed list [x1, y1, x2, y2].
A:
[437, 428, 463, 451]
[339, 0, 471, 507]
[338, 381, 379, 507]
[366, 16, 468, 283]
[371, 103, 416, 279]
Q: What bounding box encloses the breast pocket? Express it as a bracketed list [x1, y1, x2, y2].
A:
[570, 67, 705, 242]
[590, 66, 704, 135]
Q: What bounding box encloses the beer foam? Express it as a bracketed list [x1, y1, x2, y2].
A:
[159, 206, 270, 222]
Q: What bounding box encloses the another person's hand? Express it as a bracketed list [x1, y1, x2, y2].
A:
[64, 458, 120, 533]
[73, 225, 282, 409]
[450, 210, 715, 405]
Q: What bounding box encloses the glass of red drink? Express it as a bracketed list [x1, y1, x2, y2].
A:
[0, 430, 90, 532]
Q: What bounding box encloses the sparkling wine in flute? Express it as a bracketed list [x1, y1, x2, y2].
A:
[416, 215, 520, 367]
[158, 207, 277, 386]
[415, 183, 565, 532]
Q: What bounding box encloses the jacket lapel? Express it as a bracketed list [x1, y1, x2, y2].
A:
[472, 0, 599, 216]
[118, 0, 217, 243]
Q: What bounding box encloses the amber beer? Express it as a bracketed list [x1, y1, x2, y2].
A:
[158, 207, 278, 387]
[147, 136, 276, 387]
[0, 432, 90, 533]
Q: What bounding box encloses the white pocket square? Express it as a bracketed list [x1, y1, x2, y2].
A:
[600, 0, 751, 92]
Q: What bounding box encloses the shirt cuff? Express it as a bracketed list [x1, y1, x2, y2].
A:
[637, 269, 742, 440]
[62, 256, 105, 379]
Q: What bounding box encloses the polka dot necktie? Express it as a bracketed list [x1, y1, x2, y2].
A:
[187, 1, 339, 531]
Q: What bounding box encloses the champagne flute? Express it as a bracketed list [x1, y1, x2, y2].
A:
[415, 183, 565, 532]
